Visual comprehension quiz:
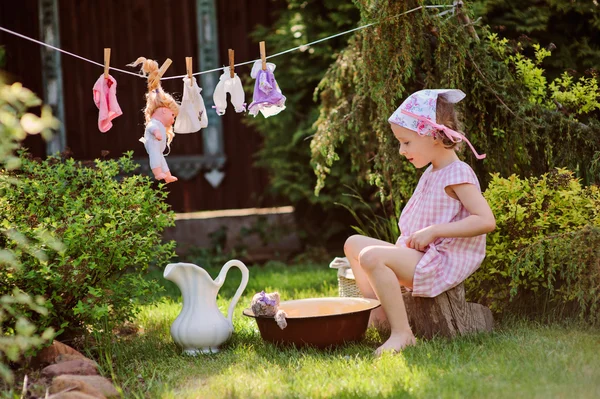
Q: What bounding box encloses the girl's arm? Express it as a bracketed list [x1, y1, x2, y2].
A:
[406, 183, 496, 251]
[435, 183, 496, 237]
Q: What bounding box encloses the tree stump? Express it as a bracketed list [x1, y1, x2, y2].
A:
[402, 283, 494, 339]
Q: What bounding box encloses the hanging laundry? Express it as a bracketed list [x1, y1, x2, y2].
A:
[213, 67, 245, 115]
[92, 74, 123, 132]
[174, 75, 208, 133]
[248, 60, 286, 118]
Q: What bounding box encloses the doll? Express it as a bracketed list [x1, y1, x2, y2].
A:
[251, 291, 288, 329]
[128, 57, 180, 183]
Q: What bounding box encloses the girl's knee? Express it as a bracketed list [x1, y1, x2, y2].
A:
[358, 247, 381, 273]
[343, 234, 363, 256]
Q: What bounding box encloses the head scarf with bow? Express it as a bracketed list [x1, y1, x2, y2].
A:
[388, 89, 485, 160]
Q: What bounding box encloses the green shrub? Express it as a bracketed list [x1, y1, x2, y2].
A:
[0, 289, 55, 384]
[335, 186, 399, 244]
[466, 168, 600, 323]
[1, 80, 58, 384]
[0, 151, 176, 337]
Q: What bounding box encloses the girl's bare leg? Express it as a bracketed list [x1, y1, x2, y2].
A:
[344, 235, 394, 328]
[344, 235, 424, 355]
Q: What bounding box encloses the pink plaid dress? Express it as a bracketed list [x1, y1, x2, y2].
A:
[396, 160, 486, 297]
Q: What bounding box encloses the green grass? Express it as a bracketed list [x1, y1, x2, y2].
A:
[92, 262, 600, 399]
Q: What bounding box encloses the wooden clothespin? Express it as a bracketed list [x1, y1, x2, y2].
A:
[157, 58, 173, 79]
[186, 57, 193, 86]
[259, 41, 267, 71]
[103, 48, 111, 79]
[228, 49, 235, 78]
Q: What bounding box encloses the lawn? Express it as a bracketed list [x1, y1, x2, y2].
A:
[92, 261, 600, 399]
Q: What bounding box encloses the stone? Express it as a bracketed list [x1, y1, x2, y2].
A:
[42, 359, 98, 378]
[48, 391, 103, 399]
[32, 340, 86, 367]
[50, 375, 120, 398]
[56, 354, 97, 367]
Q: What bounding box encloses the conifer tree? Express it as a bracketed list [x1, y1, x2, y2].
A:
[250, 1, 599, 245]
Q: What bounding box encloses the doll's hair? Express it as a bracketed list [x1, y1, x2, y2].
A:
[128, 57, 180, 146]
[434, 97, 465, 151]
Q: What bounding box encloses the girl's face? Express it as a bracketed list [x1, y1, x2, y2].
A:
[390, 123, 437, 169]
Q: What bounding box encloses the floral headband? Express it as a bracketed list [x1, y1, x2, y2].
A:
[388, 89, 485, 160]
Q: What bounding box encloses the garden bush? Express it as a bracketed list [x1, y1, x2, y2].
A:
[0, 78, 58, 384]
[0, 151, 176, 337]
[466, 168, 600, 324]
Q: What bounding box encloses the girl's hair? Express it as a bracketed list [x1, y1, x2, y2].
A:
[128, 57, 179, 146]
[435, 97, 464, 150]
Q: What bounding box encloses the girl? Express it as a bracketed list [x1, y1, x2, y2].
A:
[344, 89, 496, 355]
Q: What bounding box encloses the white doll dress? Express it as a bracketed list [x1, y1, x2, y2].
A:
[212, 67, 246, 115]
[174, 75, 208, 134]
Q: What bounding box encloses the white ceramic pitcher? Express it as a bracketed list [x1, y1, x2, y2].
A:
[164, 260, 249, 355]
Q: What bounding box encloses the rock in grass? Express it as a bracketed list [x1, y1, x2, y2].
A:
[47, 391, 102, 399]
[42, 359, 99, 378]
[50, 375, 120, 398]
[33, 341, 86, 367]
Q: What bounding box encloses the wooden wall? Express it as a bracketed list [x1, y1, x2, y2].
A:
[0, 0, 285, 212]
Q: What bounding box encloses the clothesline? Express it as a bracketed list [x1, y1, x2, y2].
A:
[0, 4, 456, 80]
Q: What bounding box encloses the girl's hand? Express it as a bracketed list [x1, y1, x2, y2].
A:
[153, 130, 162, 141]
[406, 226, 437, 252]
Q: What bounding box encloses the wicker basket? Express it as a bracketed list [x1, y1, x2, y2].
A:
[338, 274, 363, 298]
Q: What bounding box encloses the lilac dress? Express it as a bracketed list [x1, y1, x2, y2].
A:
[248, 61, 286, 117]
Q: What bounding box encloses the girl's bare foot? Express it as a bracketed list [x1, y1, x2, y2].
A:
[164, 175, 178, 183]
[375, 333, 416, 357]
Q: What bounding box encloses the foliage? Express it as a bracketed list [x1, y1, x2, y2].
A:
[335, 186, 399, 244]
[549, 72, 600, 115]
[0, 82, 56, 172]
[0, 151, 176, 337]
[487, 33, 600, 115]
[0, 289, 55, 385]
[0, 80, 59, 384]
[311, 2, 600, 212]
[248, 0, 362, 246]
[467, 169, 600, 323]
[471, 0, 600, 78]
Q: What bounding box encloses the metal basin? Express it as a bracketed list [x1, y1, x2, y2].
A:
[243, 297, 381, 349]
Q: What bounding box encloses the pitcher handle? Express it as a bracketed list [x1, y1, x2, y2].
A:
[216, 259, 250, 324]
